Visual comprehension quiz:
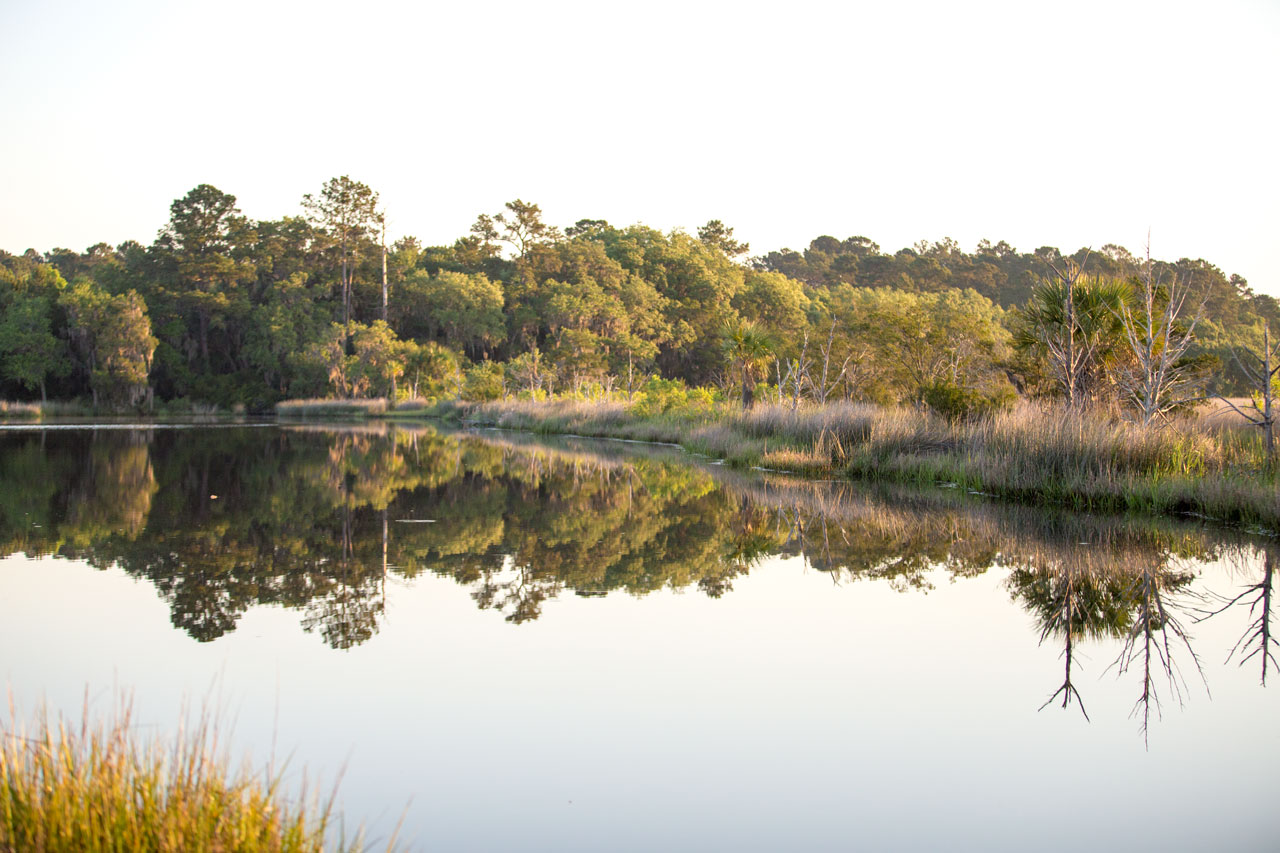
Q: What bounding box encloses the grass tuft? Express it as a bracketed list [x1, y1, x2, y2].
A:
[0, 697, 374, 853]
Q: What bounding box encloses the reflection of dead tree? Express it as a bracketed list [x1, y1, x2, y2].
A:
[1109, 562, 1206, 745]
[1196, 546, 1277, 685]
[1035, 567, 1091, 721]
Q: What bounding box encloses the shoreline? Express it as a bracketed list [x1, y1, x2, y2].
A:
[414, 398, 1280, 533]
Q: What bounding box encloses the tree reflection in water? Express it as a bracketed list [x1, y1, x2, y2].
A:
[1196, 544, 1278, 686]
[0, 422, 1273, 738]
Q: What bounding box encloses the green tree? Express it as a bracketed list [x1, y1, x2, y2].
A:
[697, 219, 750, 257]
[351, 320, 404, 398]
[157, 184, 257, 373]
[721, 318, 776, 409]
[303, 177, 381, 339]
[244, 272, 330, 395]
[1014, 271, 1129, 407]
[0, 294, 71, 402]
[61, 283, 157, 409]
[471, 199, 561, 259]
[401, 341, 460, 400]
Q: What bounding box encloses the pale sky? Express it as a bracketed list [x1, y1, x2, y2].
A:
[2, 0, 1277, 296]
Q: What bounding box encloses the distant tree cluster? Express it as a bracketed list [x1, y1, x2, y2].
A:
[2, 179, 1277, 418]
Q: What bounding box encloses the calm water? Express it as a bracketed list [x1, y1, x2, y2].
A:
[0, 423, 1276, 851]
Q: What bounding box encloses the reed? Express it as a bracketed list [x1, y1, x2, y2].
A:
[0, 698, 372, 853]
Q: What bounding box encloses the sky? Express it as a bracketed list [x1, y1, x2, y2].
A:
[2, 0, 1277, 295]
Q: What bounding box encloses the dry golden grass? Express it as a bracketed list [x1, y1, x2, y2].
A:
[0, 401, 42, 420]
[1195, 397, 1257, 426]
[0, 698, 377, 853]
[439, 396, 1279, 529]
[277, 398, 388, 418]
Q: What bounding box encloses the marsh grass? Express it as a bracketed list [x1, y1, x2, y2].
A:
[439, 397, 1279, 529]
[0, 401, 42, 420]
[0, 697, 373, 853]
[277, 398, 389, 419]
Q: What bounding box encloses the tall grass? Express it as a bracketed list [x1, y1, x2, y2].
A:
[0, 401, 43, 420]
[276, 398, 389, 419]
[441, 397, 1279, 530]
[0, 698, 374, 853]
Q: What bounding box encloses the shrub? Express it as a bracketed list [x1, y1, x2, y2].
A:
[463, 361, 503, 401]
[923, 380, 1015, 422]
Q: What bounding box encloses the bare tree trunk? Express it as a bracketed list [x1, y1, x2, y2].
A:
[627, 350, 634, 402]
[1116, 238, 1204, 425]
[382, 219, 396, 404]
[1216, 319, 1278, 459]
[341, 227, 350, 342]
[1044, 254, 1095, 409]
[1263, 322, 1275, 455]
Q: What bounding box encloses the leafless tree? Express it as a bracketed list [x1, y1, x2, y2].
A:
[776, 330, 811, 411]
[1043, 252, 1094, 409]
[1214, 319, 1279, 458]
[805, 321, 856, 405]
[1114, 239, 1206, 425]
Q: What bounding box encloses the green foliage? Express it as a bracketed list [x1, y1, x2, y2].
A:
[1010, 274, 1131, 407]
[396, 269, 504, 357]
[0, 294, 71, 400]
[463, 360, 504, 401]
[922, 379, 1016, 422]
[59, 283, 157, 409]
[352, 320, 403, 398]
[8, 193, 1275, 414]
[631, 377, 715, 417]
[401, 340, 461, 401]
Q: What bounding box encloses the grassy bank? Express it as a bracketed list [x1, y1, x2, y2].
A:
[277, 398, 390, 419]
[0, 399, 243, 421]
[0, 401, 95, 421]
[428, 397, 1279, 531]
[0, 701, 376, 852]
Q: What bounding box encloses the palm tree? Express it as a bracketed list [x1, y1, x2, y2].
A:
[1014, 274, 1130, 407]
[721, 318, 776, 409]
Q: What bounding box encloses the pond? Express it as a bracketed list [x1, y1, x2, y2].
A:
[0, 423, 1276, 851]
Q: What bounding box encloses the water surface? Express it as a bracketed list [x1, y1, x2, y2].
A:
[0, 424, 1276, 851]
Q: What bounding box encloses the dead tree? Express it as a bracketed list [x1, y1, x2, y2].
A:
[1214, 319, 1279, 458]
[805, 321, 856, 405]
[1043, 253, 1094, 409]
[1115, 239, 1205, 425]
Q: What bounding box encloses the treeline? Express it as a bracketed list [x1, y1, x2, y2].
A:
[1, 177, 1277, 412]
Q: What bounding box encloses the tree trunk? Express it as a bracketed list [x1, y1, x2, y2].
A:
[199, 310, 211, 373]
[1264, 322, 1275, 458]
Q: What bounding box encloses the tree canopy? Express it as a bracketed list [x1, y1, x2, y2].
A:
[3, 183, 1276, 415]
